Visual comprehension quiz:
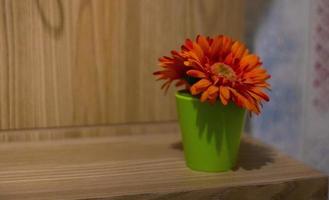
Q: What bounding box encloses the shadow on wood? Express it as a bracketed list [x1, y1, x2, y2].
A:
[233, 139, 274, 171]
[170, 138, 274, 171]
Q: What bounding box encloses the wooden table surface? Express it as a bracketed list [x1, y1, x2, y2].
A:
[0, 128, 327, 200]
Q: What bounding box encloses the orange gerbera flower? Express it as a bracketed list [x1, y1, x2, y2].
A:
[153, 35, 271, 114]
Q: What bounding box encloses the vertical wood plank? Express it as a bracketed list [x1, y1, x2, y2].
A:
[0, 0, 244, 130]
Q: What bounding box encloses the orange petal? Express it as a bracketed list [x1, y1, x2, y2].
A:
[231, 41, 247, 59]
[209, 36, 223, 57]
[192, 42, 204, 61]
[240, 55, 260, 70]
[183, 39, 193, 50]
[197, 35, 210, 52]
[243, 49, 250, 57]
[243, 69, 267, 79]
[186, 70, 206, 78]
[200, 90, 209, 102]
[219, 86, 230, 105]
[186, 52, 204, 68]
[207, 86, 219, 103]
[229, 88, 260, 114]
[220, 86, 230, 99]
[222, 36, 233, 51]
[249, 88, 270, 102]
[190, 79, 211, 95]
[224, 53, 234, 65]
[253, 82, 271, 89]
[219, 94, 228, 105]
[200, 85, 219, 103]
[207, 85, 219, 96]
[244, 68, 267, 75]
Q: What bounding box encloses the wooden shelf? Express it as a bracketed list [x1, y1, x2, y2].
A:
[0, 124, 327, 200]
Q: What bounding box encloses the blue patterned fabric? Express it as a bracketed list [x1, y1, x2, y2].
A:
[249, 0, 329, 174]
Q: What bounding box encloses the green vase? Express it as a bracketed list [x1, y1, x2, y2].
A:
[175, 90, 246, 172]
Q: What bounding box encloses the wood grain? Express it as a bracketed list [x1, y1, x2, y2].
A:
[0, 121, 180, 142]
[0, 130, 327, 200]
[0, 0, 245, 130]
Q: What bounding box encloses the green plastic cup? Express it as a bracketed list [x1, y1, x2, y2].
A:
[175, 90, 246, 172]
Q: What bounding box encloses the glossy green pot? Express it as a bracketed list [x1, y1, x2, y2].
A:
[175, 91, 246, 172]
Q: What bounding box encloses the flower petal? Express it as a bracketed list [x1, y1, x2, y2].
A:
[197, 35, 210, 52]
[153, 35, 270, 114]
[221, 36, 233, 54]
[220, 86, 230, 99]
[249, 88, 270, 102]
[190, 79, 211, 95]
[229, 88, 260, 114]
[192, 42, 205, 61]
[200, 90, 209, 102]
[209, 36, 223, 57]
[219, 86, 230, 105]
[200, 85, 219, 103]
[231, 41, 247, 59]
[207, 85, 219, 102]
[240, 55, 260, 70]
[186, 70, 206, 78]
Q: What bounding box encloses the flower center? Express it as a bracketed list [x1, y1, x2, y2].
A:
[211, 63, 237, 80]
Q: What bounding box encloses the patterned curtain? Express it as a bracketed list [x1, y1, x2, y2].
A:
[248, 0, 329, 174]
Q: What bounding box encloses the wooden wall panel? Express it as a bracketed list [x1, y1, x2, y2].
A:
[0, 0, 244, 130]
